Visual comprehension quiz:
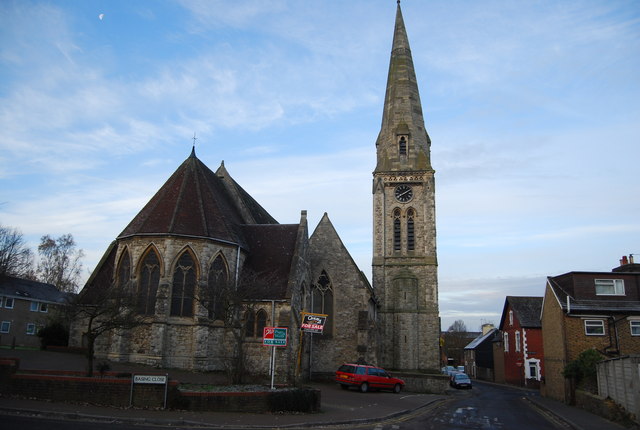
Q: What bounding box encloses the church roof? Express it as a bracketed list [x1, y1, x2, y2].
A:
[118, 149, 277, 245]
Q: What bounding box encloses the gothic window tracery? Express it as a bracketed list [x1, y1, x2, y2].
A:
[312, 270, 333, 336]
[207, 255, 228, 320]
[116, 249, 131, 291]
[138, 248, 160, 315]
[171, 251, 196, 317]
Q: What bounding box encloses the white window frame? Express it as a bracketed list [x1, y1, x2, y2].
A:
[30, 301, 39, 312]
[503, 332, 509, 352]
[4, 297, 14, 309]
[585, 319, 605, 336]
[595, 279, 625, 296]
[509, 310, 513, 326]
[26, 323, 36, 335]
[630, 320, 640, 336]
[39, 303, 48, 313]
[0, 321, 10, 333]
[515, 331, 521, 352]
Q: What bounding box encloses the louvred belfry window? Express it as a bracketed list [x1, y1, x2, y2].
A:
[171, 251, 196, 317]
[393, 208, 401, 251]
[407, 209, 415, 251]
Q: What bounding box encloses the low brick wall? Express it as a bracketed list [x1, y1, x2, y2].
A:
[180, 388, 321, 412]
[395, 371, 449, 393]
[0, 359, 320, 413]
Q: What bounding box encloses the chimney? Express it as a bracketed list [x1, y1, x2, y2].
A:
[481, 323, 494, 335]
[622, 255, 629, 265]
[631, 255, 635, 264]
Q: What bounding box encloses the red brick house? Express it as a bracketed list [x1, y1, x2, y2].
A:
[541, 257, 640, 402]
[498, 296, 544, 388]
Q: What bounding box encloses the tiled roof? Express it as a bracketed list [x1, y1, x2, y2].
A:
[118, 150, 276, 244]
[507, 296, 543, 328]
[240, 224, 300, 300]
[0, 275, 72, 304]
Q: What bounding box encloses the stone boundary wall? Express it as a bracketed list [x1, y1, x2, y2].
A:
[396, 372, 449, 393]
[576, 389, 637, 427]
[0, 358, 320, 413]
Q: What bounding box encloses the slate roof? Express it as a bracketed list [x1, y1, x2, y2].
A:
[499, 296, 543, 329]
[464, 328, 498, 350]
[547, 272, 640, 314]
[118, 149, 277, 246]
[0, 275, 72, 304]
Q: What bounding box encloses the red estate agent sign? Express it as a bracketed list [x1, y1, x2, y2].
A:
[263, 327, 288, 347]
[301, 312, 328, 334]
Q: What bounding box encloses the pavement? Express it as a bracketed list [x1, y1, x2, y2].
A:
[0, 349, 632, 429]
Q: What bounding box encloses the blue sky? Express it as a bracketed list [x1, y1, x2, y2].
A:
[1, 0, 639, 332]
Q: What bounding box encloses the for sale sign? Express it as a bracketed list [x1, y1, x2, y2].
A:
[301, 312, 328, 334]
[263, 327, 288, 346]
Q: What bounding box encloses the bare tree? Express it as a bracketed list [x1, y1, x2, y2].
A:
[443, 319, 470, 366]
[37, 234, 84, 293]
[70, 281, 145, 377]
[198, 267, 279, 384]
[0, 224, 34, 277]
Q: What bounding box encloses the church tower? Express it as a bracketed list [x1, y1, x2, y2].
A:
[373, 2, 439, 370]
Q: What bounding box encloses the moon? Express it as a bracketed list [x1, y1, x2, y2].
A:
[98, 13, 104, 21]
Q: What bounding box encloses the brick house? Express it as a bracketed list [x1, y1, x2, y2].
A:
[0, 275, 71, 348]
[498, 296, 544, 388]
[541, 257, 640, 402]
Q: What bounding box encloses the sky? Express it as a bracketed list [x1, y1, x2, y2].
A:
[1, 0, 639, 332]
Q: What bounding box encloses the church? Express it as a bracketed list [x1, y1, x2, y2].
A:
[70, 2, 440, 384]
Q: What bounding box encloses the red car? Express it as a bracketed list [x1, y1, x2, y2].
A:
[335, 363, 405, 393]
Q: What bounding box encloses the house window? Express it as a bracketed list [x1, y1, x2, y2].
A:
[503, 332, 509, 352]
[509, 310, 513, 326]
[393, 209, 401, 251]
[630, 321, 640, 336]
[407, 209, 415, 251]
[0, 321, 10, 333]
[171, 251, 196, 317]
[4, 297, 14, 309]
[39, 303, 48, 313]
[529, 362, 538, 379]
[515, 331, 521, 352]
[585, 319, 605, 335]
[30, 302, 39, 312]
[595, 279, 625, 296]
[26, 323, 36, 335]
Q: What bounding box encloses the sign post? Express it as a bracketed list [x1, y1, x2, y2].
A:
[129, 374, 169, 409]
[263, 327, 288, 389]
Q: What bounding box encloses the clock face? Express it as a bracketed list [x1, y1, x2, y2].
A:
[394, 184, 413, 202]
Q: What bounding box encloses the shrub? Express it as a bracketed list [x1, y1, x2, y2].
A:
[563, 349, 603, 393]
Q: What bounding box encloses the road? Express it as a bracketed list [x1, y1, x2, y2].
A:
[332, 381, 571, 430]
[1, 382, 571, 430]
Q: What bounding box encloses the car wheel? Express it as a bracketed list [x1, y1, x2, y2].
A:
[360, 382, 369, 393]
[340, 384, 349, 390]
[393, 383, 402, 394]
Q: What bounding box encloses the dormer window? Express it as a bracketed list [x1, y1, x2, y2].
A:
[595, 279, 625, 296]
[398, 136, 407, 156]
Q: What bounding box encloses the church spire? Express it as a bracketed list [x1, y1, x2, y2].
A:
[375, 1, 431, 173]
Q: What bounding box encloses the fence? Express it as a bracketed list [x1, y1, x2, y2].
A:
[597, 355, 640, 419]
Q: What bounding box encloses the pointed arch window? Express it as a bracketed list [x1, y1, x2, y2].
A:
[138, 249, 160, 315]
[207, 255, 229, 320]
[256, 309, 268, 337]
[393, 208, 402, 252]
[171, 251, 196, 317]
[398, 136, 407, 156]
[116, 249, 131, 292]
[245, 310, 256, 337]
[407, 208, 415, 251]
[312, 270, 333, 336]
